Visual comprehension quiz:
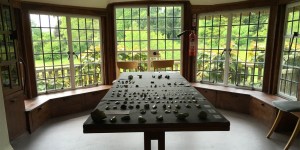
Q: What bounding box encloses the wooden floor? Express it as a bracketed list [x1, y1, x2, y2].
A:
[12, 109, 300, 150]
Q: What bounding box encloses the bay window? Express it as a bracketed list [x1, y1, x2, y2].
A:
[115, 5, 182, 72]
[278, 3, 300, 100]
[197, 8, 269, 89]
[30, 13, 102, 94]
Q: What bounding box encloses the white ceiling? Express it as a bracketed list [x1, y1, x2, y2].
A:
[21, 0, 246, 8]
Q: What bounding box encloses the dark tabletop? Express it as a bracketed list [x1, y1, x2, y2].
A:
[83, 72, 230, 133]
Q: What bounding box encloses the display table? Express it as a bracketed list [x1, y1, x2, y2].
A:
[83, 72, 230, 150]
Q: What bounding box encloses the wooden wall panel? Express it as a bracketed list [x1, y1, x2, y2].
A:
[267, 5, 287, 94]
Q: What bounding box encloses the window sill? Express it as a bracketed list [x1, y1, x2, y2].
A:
[24, 85, 112, 111]
[191, 83, 287, 106]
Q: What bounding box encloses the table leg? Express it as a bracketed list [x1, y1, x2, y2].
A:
[144, 131, 165, 150]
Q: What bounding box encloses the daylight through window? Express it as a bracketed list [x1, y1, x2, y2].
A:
[197, 9, 269, 89]
[278, 3, 300, 100]
[30, 13, 102, 94]
[115, 6, 182, 72]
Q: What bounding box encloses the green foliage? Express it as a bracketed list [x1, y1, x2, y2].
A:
[31, 14, 102, 93]
[197, 10, 269, 88]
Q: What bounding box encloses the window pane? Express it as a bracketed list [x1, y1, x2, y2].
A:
[30, 13, 102, 94]
[149, 6, 182, 71]
[278, 4, 300, 100]
[197, 9, 269, 89]
[71, 17, 102, 88]
[229, 9, 268, 88]
[197, 14, 227, 83]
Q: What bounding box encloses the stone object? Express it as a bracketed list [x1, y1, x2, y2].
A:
[138, 116, 146, 123]
[91, 109, 107, 123]
[121, 115, 131, 121]
[110, 116, 117, 123]
[156, 115, 163, 121]
[151, 109, 157, 114]
[198, 111, 208, 120]
[176, 113, 189, 120]
[140, 109, 146, 114]
[120, 104, 127, 110]
[144, 104, 150, 109]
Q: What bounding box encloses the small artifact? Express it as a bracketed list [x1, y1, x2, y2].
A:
[121, 115, 130, 121]
[156, 115, 164, 121]
[195, 104, 201, 108]
[120, 104, 127, 110]
[175, 105, 181, 109]
[138, 116, 146, 123]
[167, 105, 171, 109]
[115, 101, 120, 105]
[192, 100, 197, 103]
[110, 116, 117, 123]
[91, 109, 106, 123]
[165, 75, 170, 79]
[158, 74, 162, 79]
[140, 109, 146, 114]
[151, 109, 157, 114]
[165, 110, 171, 113]
[136, 105, 140, 109]
[144, 104, 150, 109]
[113, 106, 117, 109]
[105, 106, 110, 110]
[123, 101, 128, 104]
[163, 104, 167, 109]
[128, 105, 134, 109]
[185, 104, 191, 108]
[152, 105, 157, 109]
[198, 111, 208, 120]
[173, 109, 178, 114]
[176, 113, 189, 120]
[128, 75, 133, 80]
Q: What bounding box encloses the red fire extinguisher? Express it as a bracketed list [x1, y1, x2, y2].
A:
[189, 30, 197, 56]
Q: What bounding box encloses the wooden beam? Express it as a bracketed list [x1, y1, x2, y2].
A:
[192, 1, 274, 14]
[21, 1, 106, 16]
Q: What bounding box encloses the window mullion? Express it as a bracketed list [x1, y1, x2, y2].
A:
[224, 14, 232, 86]
[147, 6, 151, 71]
[66, 16, 76, 89]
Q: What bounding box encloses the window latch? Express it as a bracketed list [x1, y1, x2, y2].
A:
[288, 32, 299, 53]
[221, 48, 232, 57]
[67, 51, 79, 60]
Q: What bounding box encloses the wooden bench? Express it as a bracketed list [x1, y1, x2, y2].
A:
[24, 83, 297, 134]
[192, 83, 297, 131]
[24, 85, 111, 133]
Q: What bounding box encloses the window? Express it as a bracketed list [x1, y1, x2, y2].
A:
[0, 3, 22, 95]
[278, 3, 300, 100]
[197, 9, 269, 89]
[30, 13, 102, 94]
[115, 5, 182, 71]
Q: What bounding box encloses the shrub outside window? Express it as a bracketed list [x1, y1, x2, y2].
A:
[197, 8, 269, 90]
[115, 5, 182, 72]
[30, 13, 102, 94]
